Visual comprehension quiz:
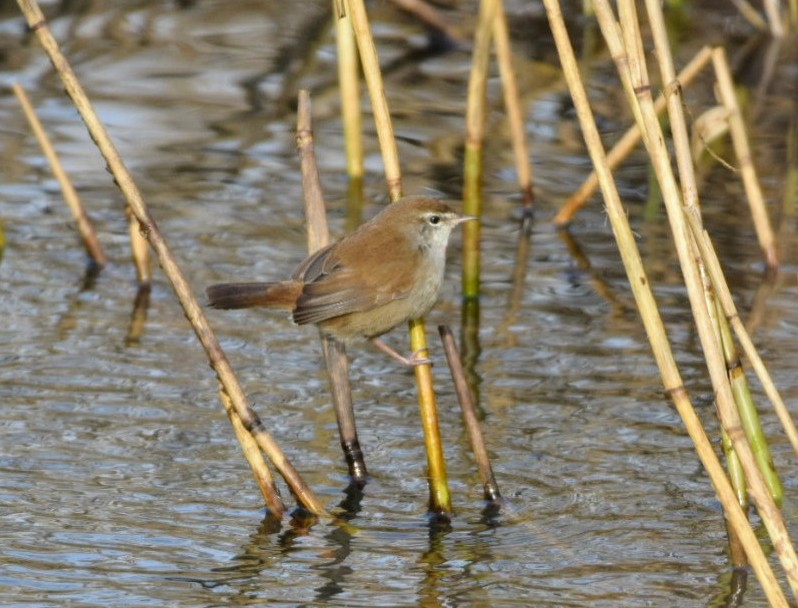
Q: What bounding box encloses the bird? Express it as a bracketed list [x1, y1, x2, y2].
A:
[206, 195, 475, 366]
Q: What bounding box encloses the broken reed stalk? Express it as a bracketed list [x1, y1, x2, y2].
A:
[492, 0, 534, 208]
[553, 46, 713, 227]
[643, 0, 783, 505]
[439, 325, 501, 503]
[14, 0, 325, 517]
[126, 206, 151, 286]
[711, 47, 778, 269]
[542, 0, 789, 605]
[13, 82, 107, 269]
[343, 0, 451, 515]
[219, 386, 285, 517]
[334, 2, 363, 183]
[297, 89, 368, 485]
[462, 0, 497, 299]
[618, 0, 798, 597]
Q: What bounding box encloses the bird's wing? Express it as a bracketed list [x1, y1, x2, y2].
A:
[291, 228, 418, 325]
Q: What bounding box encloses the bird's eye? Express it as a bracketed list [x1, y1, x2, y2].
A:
[428, 215, 441, 225]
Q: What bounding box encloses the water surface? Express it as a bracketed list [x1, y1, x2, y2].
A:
[1, 2, 798, 606]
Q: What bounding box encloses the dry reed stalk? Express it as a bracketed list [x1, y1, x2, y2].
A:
[126, 205, 151, 286]
[219, 386, 285, 517]
[492, 0, 534, 208]
[343, 0, 451, 514]
[553, 38, 713, 225]
[335, 4, 363, 182]
[711, 47, 779, 269]
[297, 90, 367, 484]
[13, 82, 107, 269]
[542, 0, 789, 604]
[616, 0, 798, 597]
[344, 0, 402, 201]
[762, 0, 786, 36]
[462, 0, 498, 298]
[15, 0, 326, 516]
[684, 213, 798, 457]
[643, 0, 783, 505]
[730, 0, 770, 31]
[439, 325, 501, 503]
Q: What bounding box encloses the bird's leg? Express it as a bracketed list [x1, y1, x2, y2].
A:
[371, 338, 432, 367]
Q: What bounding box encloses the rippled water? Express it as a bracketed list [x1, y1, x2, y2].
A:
[2, 1, 798, 606]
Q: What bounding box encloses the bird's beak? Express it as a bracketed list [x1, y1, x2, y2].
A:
[455, 215, 478, 224]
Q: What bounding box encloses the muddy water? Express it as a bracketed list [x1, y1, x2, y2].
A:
[1, 2, 797, 606]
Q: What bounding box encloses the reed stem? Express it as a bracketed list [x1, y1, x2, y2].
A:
[343, 0, 451, 514]
[711, 47, 778, 269]
[13, 82, 107, 269]
[439, 325, 501, 503]
[543, 0, 790, 603]
[344, 0, 402, 201]
[297, 89, 368, 485]
[335, 4, 363, 181]
[492, 0, 533, 207]
[462, 0, 497, 298]
[15, 0, 325, 516]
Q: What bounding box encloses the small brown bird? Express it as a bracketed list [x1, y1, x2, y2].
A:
[206, 195, 474, 366]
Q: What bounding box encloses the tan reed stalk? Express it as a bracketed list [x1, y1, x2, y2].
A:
[15, 0, 326, 516]
[344, 0, 402, 201]
[616, 0, 798, 597]
[219, 386, 285, 517]
[711, 47, 779, 269]
[335, 4, 363, 182]
[762, 0, 786, 36]
[730, 0, 769, 31]
[643, 0, 784, 504]
[439, 325, 501, 503]
[492, 0, 534, 208]
[125, 205, 151, 286]
[343, 0, 451, 514]
[542, 0, 789, 604]
[684, 212, 798, 457]
[553, 47, 712, 227]
[13, 82, 107, 268]
[297, 90, 368, 484]
[462, 0, 498, 298]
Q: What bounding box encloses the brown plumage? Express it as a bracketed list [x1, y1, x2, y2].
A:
[206, 195, 474, 365]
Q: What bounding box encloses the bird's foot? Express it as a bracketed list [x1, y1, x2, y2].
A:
[371, 339, 432, 367]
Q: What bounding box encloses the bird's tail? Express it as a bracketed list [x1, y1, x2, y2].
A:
[206, 282, 300, 310]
